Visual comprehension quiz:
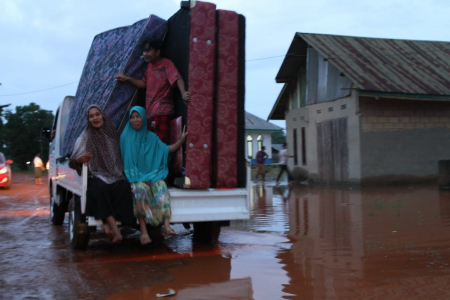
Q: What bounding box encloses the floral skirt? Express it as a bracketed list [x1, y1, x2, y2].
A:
[131, 180, 171, 226]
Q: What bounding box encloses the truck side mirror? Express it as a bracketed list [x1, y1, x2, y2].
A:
[6, 160, 13, 164]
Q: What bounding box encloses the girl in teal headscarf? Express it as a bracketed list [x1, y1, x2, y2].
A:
[120, 106, 187, 245]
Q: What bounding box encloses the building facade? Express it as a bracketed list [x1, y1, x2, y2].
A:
[269, 33, 450, 184]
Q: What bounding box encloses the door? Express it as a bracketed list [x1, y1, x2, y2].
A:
[316, 117, 349, 182]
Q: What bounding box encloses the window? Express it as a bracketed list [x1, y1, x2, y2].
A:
[293, 129, 298, 165]
[301, 127, 306, 165]
[317, 55, 329, 102]
[257, 135, 264, 151]
[247, 135, 253, 159]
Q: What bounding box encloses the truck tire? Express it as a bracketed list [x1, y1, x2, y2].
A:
[193, 221, 221, 244]
[50, 188, 65, 225]
[69, 196, 90, 250]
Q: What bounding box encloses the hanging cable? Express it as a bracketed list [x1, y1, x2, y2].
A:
[0, 81, 79, 97]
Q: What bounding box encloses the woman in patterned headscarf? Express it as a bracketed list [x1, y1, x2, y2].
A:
[70, 104, 135, 243]
[120, 106, 187, 245]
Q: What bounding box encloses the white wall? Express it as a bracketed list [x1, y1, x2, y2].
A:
[285, 91, 361, 182]
[244, 132, 273, 160]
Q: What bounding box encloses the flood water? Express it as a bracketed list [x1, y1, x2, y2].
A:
[2, 175, 450, 299]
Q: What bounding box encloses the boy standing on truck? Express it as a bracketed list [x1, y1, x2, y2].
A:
[116, 38, 191, 144]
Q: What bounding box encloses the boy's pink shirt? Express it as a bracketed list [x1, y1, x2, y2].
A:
[142, 58, 181, 119]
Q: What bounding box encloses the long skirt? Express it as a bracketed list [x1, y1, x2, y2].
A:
[86, 177, 135, 226]
[131, 180, 171, 226]
[35, 167, 42, 179]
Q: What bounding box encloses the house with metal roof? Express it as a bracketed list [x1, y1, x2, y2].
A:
[268, 33, 450, 184]
[245, 111, 283, 164]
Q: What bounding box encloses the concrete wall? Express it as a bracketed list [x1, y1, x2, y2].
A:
[245, 131, 273, 164]
[360, 97, 450, 183]
[285, 91, 361, 183]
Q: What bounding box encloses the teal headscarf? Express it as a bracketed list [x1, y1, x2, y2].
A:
[120, 106, 170, 183]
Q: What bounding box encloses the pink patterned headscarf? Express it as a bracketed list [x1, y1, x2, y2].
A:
[71, 105, 125, 184]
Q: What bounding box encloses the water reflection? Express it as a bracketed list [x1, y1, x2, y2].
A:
[247, 184, 450, 299]
[6, 180, 450, 299]
[105, 241, 254, 300]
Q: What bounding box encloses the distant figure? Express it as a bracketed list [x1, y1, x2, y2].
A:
[33, 153, 44, 185]
[276, 143, 293, 187]
[255, 146, 269, 182]
[116, 37, 191, 144]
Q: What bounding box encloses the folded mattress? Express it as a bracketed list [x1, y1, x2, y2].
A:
[164, 1, 246, 188]
[215, 9, 239, 188]
[62, 15, 167, 156]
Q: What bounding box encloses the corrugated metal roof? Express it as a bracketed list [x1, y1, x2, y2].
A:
[246, 111, 283, 131]
[298, 33, 450, 95]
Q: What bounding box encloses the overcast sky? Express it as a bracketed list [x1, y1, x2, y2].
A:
[1, 0, 450, 128]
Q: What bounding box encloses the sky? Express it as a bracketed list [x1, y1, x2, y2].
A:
[1, 0, 450, 129]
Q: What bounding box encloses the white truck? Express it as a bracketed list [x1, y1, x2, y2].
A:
[48, 96, 250, 249]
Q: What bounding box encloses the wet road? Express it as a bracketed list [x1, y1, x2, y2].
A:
[2, 174, 450, 299]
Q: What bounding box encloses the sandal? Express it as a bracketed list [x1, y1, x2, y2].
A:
[140, 233, 152, 245]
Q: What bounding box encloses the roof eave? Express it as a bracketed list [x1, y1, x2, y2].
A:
[275, 33, 307, 83]
[268, 83, 290, 121]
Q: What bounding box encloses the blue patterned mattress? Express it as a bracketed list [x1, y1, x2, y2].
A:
[62, 15, 167, 155]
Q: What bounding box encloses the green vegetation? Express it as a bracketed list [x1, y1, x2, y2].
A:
[271, 131, 286, 144]
[1, 103, 53, 170]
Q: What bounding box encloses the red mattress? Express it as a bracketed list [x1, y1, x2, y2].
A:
[184, 1, 217, 189]
[215, 10, 239, 188]
[164, 1, 246, 189]
[169, 116, 183, 171]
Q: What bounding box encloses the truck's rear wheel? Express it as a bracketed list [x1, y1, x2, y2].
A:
[69, 196, 90, 250]
[50, 189, 66, 225]
[193, 221, 221, 244]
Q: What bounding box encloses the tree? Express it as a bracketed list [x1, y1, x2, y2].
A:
[0, 104, 11, 153]
[3, 103, 54, 170]
[271, 131, 286, 144]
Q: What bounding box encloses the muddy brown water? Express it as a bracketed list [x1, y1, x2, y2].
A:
[1, 173, 450, 299]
